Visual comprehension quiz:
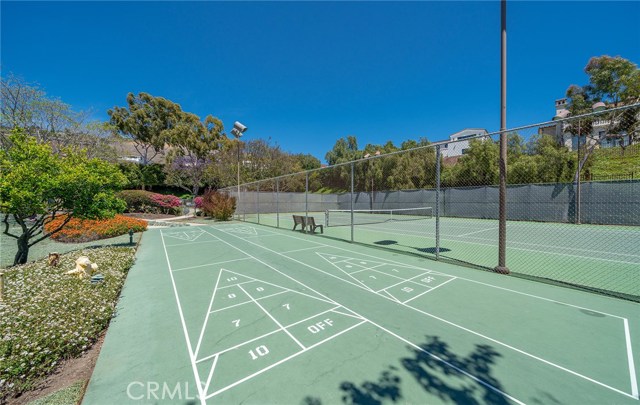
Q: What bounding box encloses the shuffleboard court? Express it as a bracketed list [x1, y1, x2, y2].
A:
[83, 222, 640, 404]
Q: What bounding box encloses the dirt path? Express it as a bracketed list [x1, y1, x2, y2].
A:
[7, 334, 105, 405]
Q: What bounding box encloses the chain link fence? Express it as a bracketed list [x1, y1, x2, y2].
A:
[224, 104, 640, 301]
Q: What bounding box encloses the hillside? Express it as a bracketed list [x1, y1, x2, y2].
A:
[588, 143, 640, 179]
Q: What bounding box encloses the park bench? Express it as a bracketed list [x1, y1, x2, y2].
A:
[291, 215, 323, 234]
[292, 215, 306, 231]
[306, 216, 323, 234]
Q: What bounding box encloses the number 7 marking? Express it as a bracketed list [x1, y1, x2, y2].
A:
[283, 303, 290, 310]
[232, 319, 240, 327]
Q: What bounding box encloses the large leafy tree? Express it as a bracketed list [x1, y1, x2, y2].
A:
[164, 113, 225, 196]
[446, 138, 500, 186]
[0, 129, 127, 266]
[0, 73, 96, 152]
[564, 56, 640, 180]
[108, 92, 182, 165]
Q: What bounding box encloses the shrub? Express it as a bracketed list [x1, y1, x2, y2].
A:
[117, 190, 155, 212]
[194, 196, 203, 209]
[201, 190, 236, 221]
[117, 190, 182, 215]
[148, 193, 182, 215]
[45, 215, 147, 243]
[0, 247, 135, 400]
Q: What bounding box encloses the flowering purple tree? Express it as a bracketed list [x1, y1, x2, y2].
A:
[164, 154, 210, 197]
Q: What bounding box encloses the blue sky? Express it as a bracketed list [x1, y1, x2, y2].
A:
[2, 1, 639, 163]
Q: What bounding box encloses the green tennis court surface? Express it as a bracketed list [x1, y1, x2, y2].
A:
[245, 212, 640, 298]
[84, 222, 639, 404]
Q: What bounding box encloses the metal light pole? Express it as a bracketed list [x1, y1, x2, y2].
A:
[231, 121, 248, 217]
[495, 0, 510, 274]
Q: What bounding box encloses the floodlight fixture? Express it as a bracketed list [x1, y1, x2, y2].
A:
[232, 121, 248, 209]
[231, 121, 248, 138]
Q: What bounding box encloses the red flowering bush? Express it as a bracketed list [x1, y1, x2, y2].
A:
[194, 196, 203, 209]
[149, 193, 182, 214]
[117, 190, 182, 215]
[44, 215, 148, 243]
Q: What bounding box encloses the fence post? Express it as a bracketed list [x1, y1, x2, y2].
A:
[276, 178, 280, 228]
[351, 162, 355, 243]
[435, 145, 441, 260]
[576, 120, 582, 225]
[256, 183, 260, 224]
[305, 172, 309, 232]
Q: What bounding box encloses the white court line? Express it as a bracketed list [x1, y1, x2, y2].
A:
[203, 354, 219, 396]
[209, 227, 529, 403]
[159, 231, 206, 405]
[204, 321, 367, 400]
[624, 319, 640, 399]
[403, 277, 456, 304]
[205, 226, 528, 404]
[377, 272, 434, 293]
[312, 254, 375, 292]
[165, 239, 222, 247]
[330, 308, 365, 320]
[239, 284, 306, 350]
[253, 224, 628, 319]
[217, 280, 255, 290]
[195, 270, 223, 357]
[361, 318, 526, 405]
[380, 289, 401, 303]
[242, 233, 281, 239]
[281, 246, 325, 254]
[402, 299, 637, 399]
[172, 257, 252, 273]
[197, 305, 342, 363]
[456, 227, 499, 237]
[217, 225, 638, 400]
[210, 290, 288, 314]
[346, 263, 387, 275]
[222, 269, 336, 305]
[359, 223, 640, 262]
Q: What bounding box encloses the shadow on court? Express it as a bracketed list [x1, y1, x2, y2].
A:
[374, 239, 452, 255]
[302, 335, 517, 405]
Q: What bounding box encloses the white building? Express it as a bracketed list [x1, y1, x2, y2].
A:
[544, 98, 632, 150]
[440, 128, 489, 158]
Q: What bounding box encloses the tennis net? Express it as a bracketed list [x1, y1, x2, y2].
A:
[325, 207, 433, 227]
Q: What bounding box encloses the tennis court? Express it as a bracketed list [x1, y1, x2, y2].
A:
[83, 221, 639, 404]
[245, 209, 640, 299]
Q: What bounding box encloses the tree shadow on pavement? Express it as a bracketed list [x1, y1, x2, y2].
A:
[302, 335, 510, 405]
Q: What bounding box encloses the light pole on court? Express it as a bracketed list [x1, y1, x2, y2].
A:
[495, 0, 510, 274]
[231, 121, 248, 215]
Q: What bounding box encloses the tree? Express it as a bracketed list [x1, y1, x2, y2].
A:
[564, 56, 640, 181]
[1, 73, 116, 160]
[295, 154, 321, 171]
[0, 74, 44, 141]
[450, 138, 499, 186]
[164, 112, 225, 196]
[0, 129, 127, 266]
[108, 92, 182, 165]
[387, 138, 435, 190]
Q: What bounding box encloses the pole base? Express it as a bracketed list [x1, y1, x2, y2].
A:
[493, 266, 510, 275]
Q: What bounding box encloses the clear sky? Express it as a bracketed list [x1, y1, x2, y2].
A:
[2, 1, 639, 163]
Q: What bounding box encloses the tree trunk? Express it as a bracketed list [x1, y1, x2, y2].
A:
[14, 235, 29, 266]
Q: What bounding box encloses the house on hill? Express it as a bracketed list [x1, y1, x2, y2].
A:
[440, 128, 489, 160]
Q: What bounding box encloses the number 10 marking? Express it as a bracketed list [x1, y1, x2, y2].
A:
[249, 345, 269, 360]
